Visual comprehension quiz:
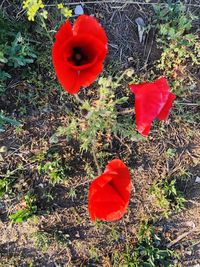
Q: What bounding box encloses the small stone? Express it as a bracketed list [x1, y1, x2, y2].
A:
[128, 57, 134, 62]
[0, 146, 7, 153]
[185, 250, 192, 256]
[135, 17, 146, 43]
[49, 135, 58, 144]
[75, 5, 84, 15]
[184, 221, 196, 228]
[126, 68, 134, 77]
[75, 232, 80, 238]
[195, 176, 200, 183]
[38, 183, 44, 188]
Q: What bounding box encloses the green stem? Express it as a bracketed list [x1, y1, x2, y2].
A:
[91, 142, 101, 176]
[38, 14, 53, 43]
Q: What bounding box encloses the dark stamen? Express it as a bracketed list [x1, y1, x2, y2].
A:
[69, 47, 88, 66]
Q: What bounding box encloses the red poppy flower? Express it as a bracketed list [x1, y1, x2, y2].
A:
[129, 77, 176, 136]
[88, 159, 132, 221]
[52, 15, 108, 94]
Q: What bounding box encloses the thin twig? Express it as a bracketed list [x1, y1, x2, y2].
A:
[114, 134, 132, 153]
[167, 227, 200, 248]
[74, 94, 84, 104]
[0, 162, 37, 178]
[117, 108, 134, 115]
[45, 1, 200, 7]
[177, 102, 199, 106]
[73, 178, 94, 188]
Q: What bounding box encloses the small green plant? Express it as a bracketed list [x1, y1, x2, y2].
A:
[38, 152, 69, 185]
[114, 222, 174, 267]
[68, 188, 77, 200]
[3, 32, 37, 68]
[32, 229, 71, 253]
[0, 112, 20, 132]
[153, 2, 200, 92]
[0, 178, 11, 198]
[0, 71, 11, 94]
[165, 148, 176, 159]
[9, 194, 37, 223]
[54, 73, 142, 175]
[56, 74, 141, 152]
[89, 246, 99, 262]
[150, 179, 186, 217]
[54, 230, 72, 247]
[108, 226, 120, 244]
[32, 231, 50, 252]
[0, 30, 36, 94]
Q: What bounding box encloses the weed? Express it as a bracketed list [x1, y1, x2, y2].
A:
[9, 194, 37, 223]
[32, 229, 72, 253]
[55, 74, 139, 151]
[113, 222, 174, 267]
[52, 72, 143, 175]
[108, 227, 120, 244]
[150, 179, 186, 217]
[84, 162, 95, 178]
[38, 152, 70, 186]
[68, 188, 77, 201]
[54, 230, 72, 246]
[32, 231, 50, 252]
[165, 148, 176, 159]
[153, 2, 200, 92]
[5, 32, 37, 68]
[89, 246, 99, 262]
[0, 32, 37, 93]
[0, 112, 20, 132]
[0, 178, 12, 198]
[43, 192, 54, 202]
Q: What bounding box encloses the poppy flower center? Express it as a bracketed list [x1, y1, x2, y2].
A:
[70, 47, 88, 66]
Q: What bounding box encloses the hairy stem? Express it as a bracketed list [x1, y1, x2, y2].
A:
[91, 143, 101, 176]
[38, 14, 53, 43]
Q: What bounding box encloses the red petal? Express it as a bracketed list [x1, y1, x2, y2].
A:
[73, 15, 107, 45]
[76, 61, 103, 88]
[105, 158, 130, 172]
[157, 92, 176, 120]
[55, 20, 73, 43]
[88, 159, 131, 221]
[154, 76, 170, 91]
[129, 77, 174, 136]
[138, 123, 151, 136]
[52, 42, 80, 94]
[129, 82, 147, 93]
[89, 179, 127, 221]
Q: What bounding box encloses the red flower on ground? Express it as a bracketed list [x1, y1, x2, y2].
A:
[52, 15, 108, 94]
[88, 159, 132, 221]
[129, 77, 176, 136]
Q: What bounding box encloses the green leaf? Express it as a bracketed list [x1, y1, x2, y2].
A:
[0, 113, 20, 126]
